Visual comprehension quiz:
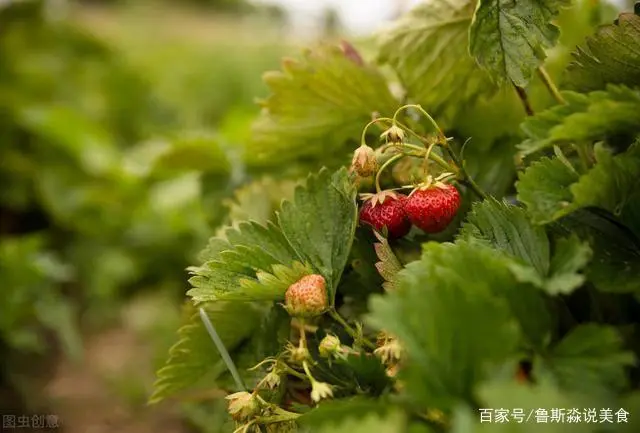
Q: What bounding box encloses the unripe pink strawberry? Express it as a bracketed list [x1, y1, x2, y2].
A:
[284, 274, 328, 318]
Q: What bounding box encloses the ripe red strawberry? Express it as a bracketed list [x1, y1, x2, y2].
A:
[404, 183, 460, 233]
[359, 191, 411, 239]
[284, 274, 328, 318]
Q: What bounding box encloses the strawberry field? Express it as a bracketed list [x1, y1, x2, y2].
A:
[2, 0, 640, 432]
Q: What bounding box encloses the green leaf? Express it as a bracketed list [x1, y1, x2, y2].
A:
[222, 177, 298, 226]
[234, 262, 314, 301]
[245, 44, 397, 166]
[517, 85, 640, 158]
[516, 157, 579, 224]
[518, 142, 640, 231]
[367, 241, 523, 409]
[372, 231, 403, 291]
[459, 198, 550, 275]
[537, 324, 636, 396]
[149, 302, 264, 404]
[377, 0, 495, 123]
[571, 142, 640, 218]
[278, 168, 358, 300]
[187, 221, 299, 303]
[544, 235, 592, 295]
[469, 0, 570, 87]
[298, 397, 397, 429]
[565, 12, 640, 92]
[302, 407, 406, 433]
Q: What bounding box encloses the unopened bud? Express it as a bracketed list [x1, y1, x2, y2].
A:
[318, 334, 342, 358]
[381, 125, 405, 143]
[350, 144, 378, 177]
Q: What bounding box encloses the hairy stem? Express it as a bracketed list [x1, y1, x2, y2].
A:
[512, 83, 534, 116]
[537, 66, 566, 105]
[329, 309, 376, 350]
[375, 152, 404, 193]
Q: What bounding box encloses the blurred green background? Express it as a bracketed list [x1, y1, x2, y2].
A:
[0, 0, 343, 431]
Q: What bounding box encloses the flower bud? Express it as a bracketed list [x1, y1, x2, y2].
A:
[381, 125, 405, 143]
[310, 381, 334, 402]
[318, 334, 341, 358]
[350, 144, 378, 178]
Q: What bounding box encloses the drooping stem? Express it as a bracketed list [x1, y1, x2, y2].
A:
[329, 309, 376, 350]
[444, 145, 488, 200]
[512, 83, 535, 116]
[392, 104, 446, 141]
[360, 116, 395, 146]
[375, 152, 404, 193]
[537, 66, 566, 105]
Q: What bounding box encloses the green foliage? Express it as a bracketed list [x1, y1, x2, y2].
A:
[469, 0, 570, 86]
[368, 241, 523, 410]
[377, 0, 495, 123]
[518, 85, 640, 158]
[565, 12, 640, 92]
[246, 45, 398, 167]
[536, 324, 635, 396]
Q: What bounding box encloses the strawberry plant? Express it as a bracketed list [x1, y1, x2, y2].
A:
[152, 1, 640, 432]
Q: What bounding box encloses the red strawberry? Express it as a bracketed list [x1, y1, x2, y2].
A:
[404, 184, 460, 233]
[284, 274, 328, 318]
[359, 191, 411, 239]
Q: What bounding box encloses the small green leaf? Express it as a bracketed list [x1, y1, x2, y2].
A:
[517, 85, 640, 158]
[367, 241, 523, 409]
[372, 231, 402, 291]
[149, 302, 264, 404]
[377, 0, 495, 123]
[537, 324, 636, 396]
[459, 198, 550, 275]
[516, 157, 580, 224]
[278, 168, 358, 300]
[245, 44, 397, 166]
[298, 397, 398, 429]
[223, 177, 298, 226]
[302, 407, 406, 433]
[570, 142, 640, 218]
[469, 0, 570, 87]
[544, 235, 592, 295]
[565, 12, 640, 92]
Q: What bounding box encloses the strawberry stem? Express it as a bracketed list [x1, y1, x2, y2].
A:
[537, 66, 566, 105]
[360, 116, 394, 146]
[375, 152, 404, 193]
[329, 309, 376, 350]
[392, 104, 446, 142]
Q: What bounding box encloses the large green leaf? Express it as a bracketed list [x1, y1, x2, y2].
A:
[460, 199, 591, 297]
[278, 168, 358, 301]
[517, 85, 640, 158]
[517, 142, 640, 226]
[303, 408, 406, 433]
[565, 12, 640, 92]
[469, 0, 570, 87]
[367, 241, 525, 410]
[459, 198, 549, 275]
[516, 157, 579, 224]
[377, 0, 495, 124]
[244, 44, 397, 166]
[149, 302, 264, 404]
[536, 324, 636, 396]
[188, 168, 357, 304]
